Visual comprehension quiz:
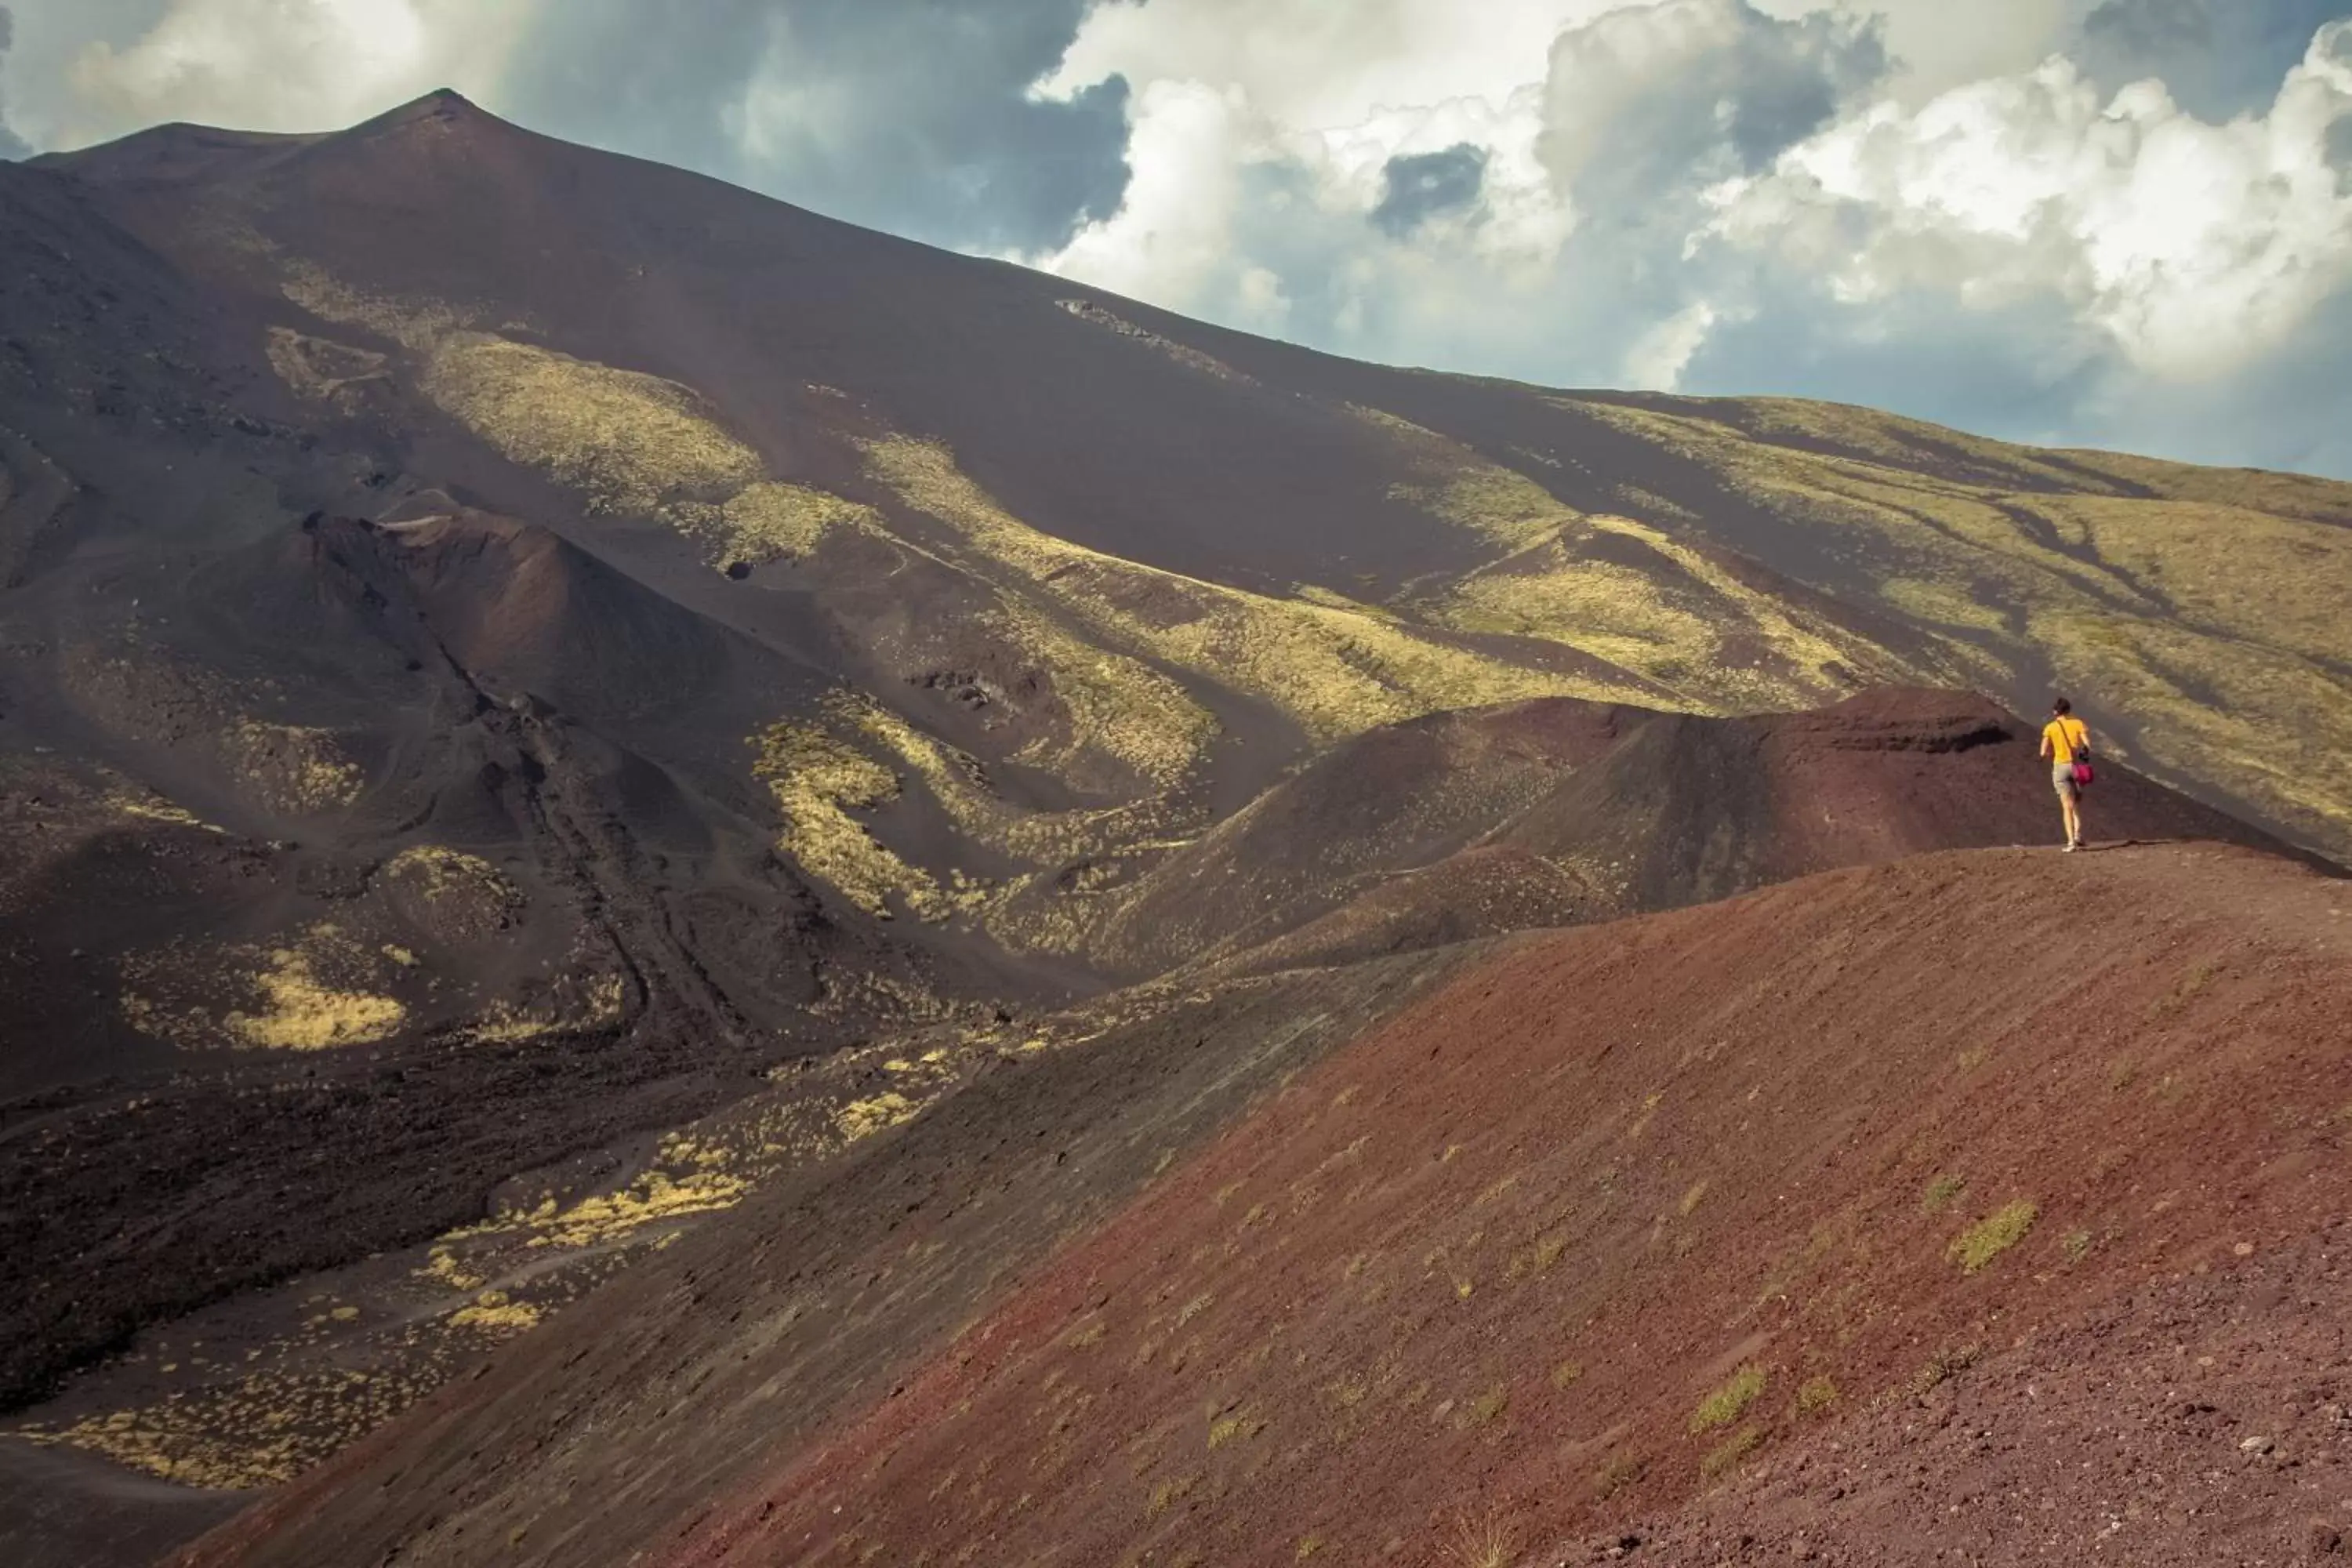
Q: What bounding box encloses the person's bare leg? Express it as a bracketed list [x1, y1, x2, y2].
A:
[2060, 788, 2078, 849]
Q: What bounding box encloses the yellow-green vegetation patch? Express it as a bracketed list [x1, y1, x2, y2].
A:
[224, 937, 405, 1050]
[383, 843, 523, 939]
[17, 1359, 429, 1490]
[283, 265, 864, 575]
[1352, 403, 1581, 550]
[982, 595, 1214, 793]
[837, 1091, 919, 1142]
[105, 1024, 1005, 1496]
[1711, 397, 2105, 490]
[1878, 577, 2013, 637]
[469, 972, 626, 1042]
[418, 1244, 488, 1294]
[1463, 1384, 1509, 1427]
[749, 717, 953, 920]
[1921, 1173, 1966, 1212]
[1949, 1200, 2038, 1274]
[279, 260, 472, 349]
[838, 690, 1180, 867]
[1206, 1410, 1265, 1450]
[448, 1289, 542, 1334]
[1144, 1473, 1196, 1519]
[102, 786, 223, 833]
[263, 325, 389, 406]
[1292, 582, 1398, 618]
[686, 481, 884, 568]
[2033, 494, 2352, 666]
[1550, 1359, 1584, 1390]
[419, 333, 762, 516]
[1690, 1363, 1767, 1432]
[227, 720, 365, 813]
[859, 437, 1223, 782]
[384, 844, 509, 902]
[862, 434, 1645, 747]
[527, 1169, 749, 1250]
[1795, 1375, 1838, 1417]
[2056, 447, 2352, 525]
[119, 924, 409, 1051]
[1432, 510, 1901, 711]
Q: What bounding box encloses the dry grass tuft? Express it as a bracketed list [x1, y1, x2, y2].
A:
[1690, 1364, 1767, 1432]
[1900, 1343, 1982, 1403]
[1593, 1453, 1646, 1499]
[1699, 1424, 1765, 1479]
[1443, 1508, 1517, 1568]
[1464, 1385, 1509, 1427]
[1144, 1474, 1196, 1519]
[1949, 1200, 2038, 1274]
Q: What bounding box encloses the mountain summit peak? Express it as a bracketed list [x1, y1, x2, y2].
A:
[358, 86, 495, 133]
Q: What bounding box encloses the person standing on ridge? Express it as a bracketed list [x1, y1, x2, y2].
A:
[2039, 697, 2093, 851]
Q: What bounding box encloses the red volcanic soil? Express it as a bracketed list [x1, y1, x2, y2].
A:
[1115, 687, 2308, 976]
[661, 844, 2352, 1568]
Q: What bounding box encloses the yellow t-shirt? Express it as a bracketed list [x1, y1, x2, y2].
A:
[2043, 716, 2089, 764]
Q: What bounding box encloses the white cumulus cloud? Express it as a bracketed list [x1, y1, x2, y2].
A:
[1703, 20, 2352, 379]
[1024, 0, 1885, 380]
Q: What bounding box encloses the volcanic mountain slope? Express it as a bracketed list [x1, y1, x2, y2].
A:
[6, 83, 2349, 1033]
[165, 842, 2352, 1568]
[17, 91, 2352, 872]
[1, 680, 2303, 1542]
[2, 84, 2350, 1565]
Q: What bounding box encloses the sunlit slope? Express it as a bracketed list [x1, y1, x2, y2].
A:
[1525, 394, 2352, 855]
[45, 88, 2352, 932]
[167, 843, 2352, 1568]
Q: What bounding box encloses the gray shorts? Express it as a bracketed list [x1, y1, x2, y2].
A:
[2053, 763, 2080, 800]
